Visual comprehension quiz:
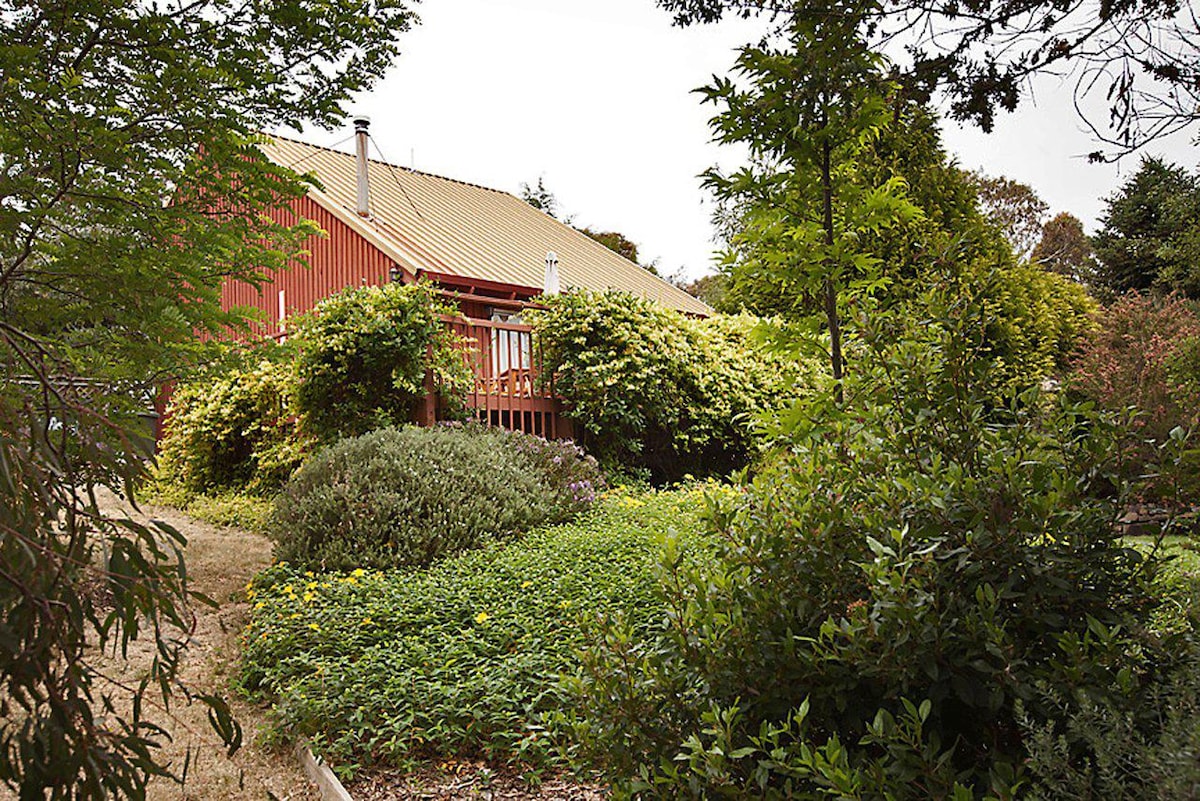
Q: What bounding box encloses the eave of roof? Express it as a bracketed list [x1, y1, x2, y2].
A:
[258, 133, 712, 317]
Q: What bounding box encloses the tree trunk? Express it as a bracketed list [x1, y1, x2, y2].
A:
[821, 136, 844, 404]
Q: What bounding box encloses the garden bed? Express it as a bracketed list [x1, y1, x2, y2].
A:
[238, 486, 722, 780]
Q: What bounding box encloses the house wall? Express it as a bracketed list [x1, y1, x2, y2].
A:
[220, 194, 399, 337]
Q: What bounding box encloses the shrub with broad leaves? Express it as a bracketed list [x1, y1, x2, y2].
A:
[528, 290, 810, 483]
[564, 264, 1168, 799]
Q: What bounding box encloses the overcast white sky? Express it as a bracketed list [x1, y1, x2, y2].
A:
[293, 0, 1198, 282]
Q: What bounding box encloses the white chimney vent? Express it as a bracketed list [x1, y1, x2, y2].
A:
[543, 251, 560, 295]
[353, 116, 371, 218]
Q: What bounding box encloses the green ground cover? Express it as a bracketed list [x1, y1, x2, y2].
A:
[237, 485, 722, 775]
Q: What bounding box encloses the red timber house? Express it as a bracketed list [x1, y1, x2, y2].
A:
[220, 118, 710, 439]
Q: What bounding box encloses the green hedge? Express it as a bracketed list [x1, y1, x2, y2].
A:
[269, 424, 605, 571]
[291, 281, 471, 440]
[156, 355, 310, 495]
[529, 291, 807, 482]
[156, 282, 472, 497]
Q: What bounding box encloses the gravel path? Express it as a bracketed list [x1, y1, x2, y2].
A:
[94, 490, 319, 801]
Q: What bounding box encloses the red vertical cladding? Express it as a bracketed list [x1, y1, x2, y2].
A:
[220, 195, 398, 340]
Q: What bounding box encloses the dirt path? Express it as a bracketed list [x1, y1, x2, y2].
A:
[93, 491, 319, 801]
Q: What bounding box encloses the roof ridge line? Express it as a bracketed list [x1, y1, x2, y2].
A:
[263, 130, 517, 199]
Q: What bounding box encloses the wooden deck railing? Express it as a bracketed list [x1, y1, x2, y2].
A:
[438, 315, 571, 439]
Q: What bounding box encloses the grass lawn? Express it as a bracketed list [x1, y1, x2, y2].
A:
[237, 485, 724, 777]
[1128, 533, 1200, 635]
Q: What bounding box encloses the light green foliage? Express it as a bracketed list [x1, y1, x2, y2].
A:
[715, 106, 998, 319]
[528, 291, 807, 482]
[977, 258, 1098, 395]
[156, 283, 471, 498]
[270, 424, 605, 572]
[0, 0, 414, 794]
[157, 355, 311, 495]
[567, 264, 1163, 798]
[239, 487, 718, 772]
[701, 9, 922, 385]
[292, 282, 472, 439]
[144, 484, 275, 535]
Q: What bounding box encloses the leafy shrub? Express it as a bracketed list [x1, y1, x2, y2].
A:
[1023, 649, 1200, 800]
[565, 266, 1164, 798]
[977, 258, 1097, 395]
[291, 281, 471, 440]
[270, 424, 604, 571]
[1070, 293, 1200, 500]
[1071, 293, 1200, 440]
[529, 291, 809, 482]
[238, 487, 719, 772]
[156, 355, 311, 495]
[156, 282, 474, 498]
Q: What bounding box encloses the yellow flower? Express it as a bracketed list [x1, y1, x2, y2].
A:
[304, 571, 315, 578]
[475, 611, 490, 624]
[308, 623, 320, 632]
[254, 601, 266, 610]
[351, 568, 366, 578]
[303, 591, 316, 602]
[361, 617, 374, 626]
[521, 580, 533, 589]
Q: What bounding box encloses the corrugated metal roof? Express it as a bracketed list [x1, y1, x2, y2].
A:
[259, 134, 712, 316]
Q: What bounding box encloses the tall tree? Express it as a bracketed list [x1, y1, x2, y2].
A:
[1032, 212, 1096, 282]
[1092, 156, 1200, 297]
[657, 0, 1200, 159]
[519, 177, 562, 219]
[0, 0, 414, 795]
[703, 1, 924, 398]
[715, 103, 1001, 319]
[969, 172, 1050, 259]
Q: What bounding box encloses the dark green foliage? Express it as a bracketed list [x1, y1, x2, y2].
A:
[1092, 157, 1200, 298]
[566, 265, 1162, 798]
[292, 282, 472, 439]
[529, 291, 807, 483]
[1023, 648, 1200, 800]
[578, 227, 642, 266]
[0, 0, 414, 794]
[270, 425, 604, 571]
[239, 488, 714, 772]
[157, 356, 311, 495]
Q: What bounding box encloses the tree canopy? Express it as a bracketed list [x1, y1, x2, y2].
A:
[1092, 156, 1200, 298]
[657, 0, 1200, 159]
[969, 172, 1049, 259]
[1032, 211, 1096, 282]
[0, 0, 414, 795]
